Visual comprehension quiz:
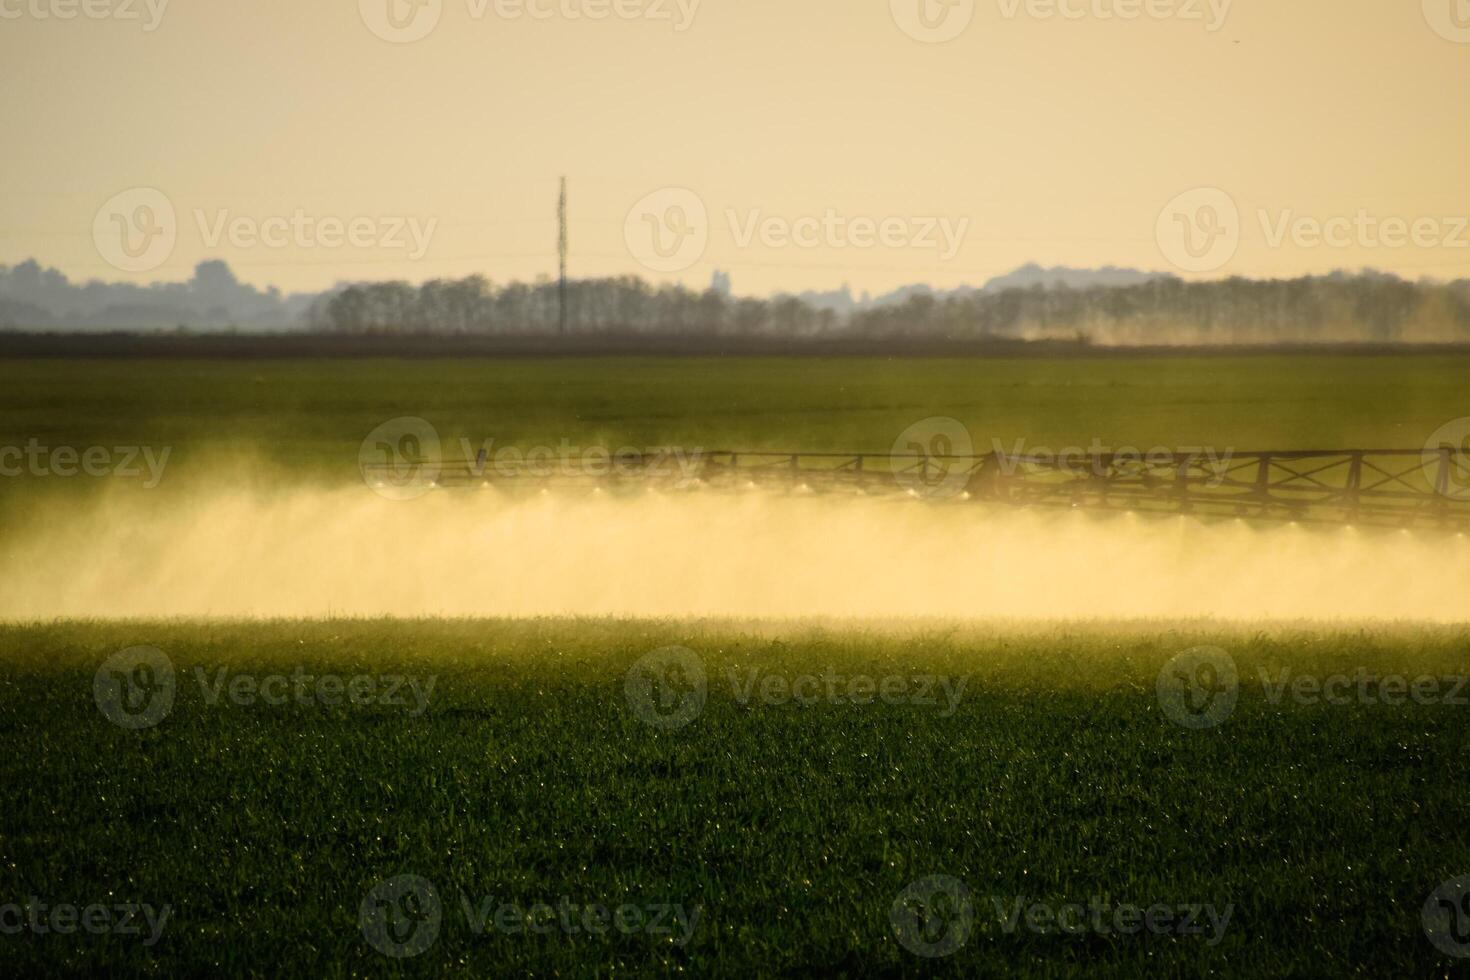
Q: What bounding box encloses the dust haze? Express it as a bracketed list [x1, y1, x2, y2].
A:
[3, 472, 1466, 622]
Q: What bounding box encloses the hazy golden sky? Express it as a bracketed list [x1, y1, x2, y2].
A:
[2, 0, 1468, 294]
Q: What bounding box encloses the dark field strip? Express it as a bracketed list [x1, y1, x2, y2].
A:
[0, 619, 1468, 977]
[4, 332, 1469, 360]
[0, 354, 1467, 495]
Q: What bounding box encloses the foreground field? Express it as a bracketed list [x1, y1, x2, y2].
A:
[2, 620, 1468, 976]
[1, 354, 1467, 974]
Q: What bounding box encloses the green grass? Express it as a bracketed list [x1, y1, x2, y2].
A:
[0, 355, 1465, 492]
[1, 620, 1468, 977]
[2, 353, 1468, 975]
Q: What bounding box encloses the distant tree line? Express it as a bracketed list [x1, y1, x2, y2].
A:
[848, 274, 1470, 344]
[305, 275, 841, 337]
[0, 259, 314, 330]
[8, 256, 1470, 344]
[307, 272, 1470, 345]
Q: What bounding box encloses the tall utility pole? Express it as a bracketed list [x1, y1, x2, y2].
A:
[557, 176, 568, 335]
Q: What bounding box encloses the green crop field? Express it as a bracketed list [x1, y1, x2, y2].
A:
[1, 353, 1468, 977]
[0, 354, 1465, 490]
[3, 620, 1470, 977]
